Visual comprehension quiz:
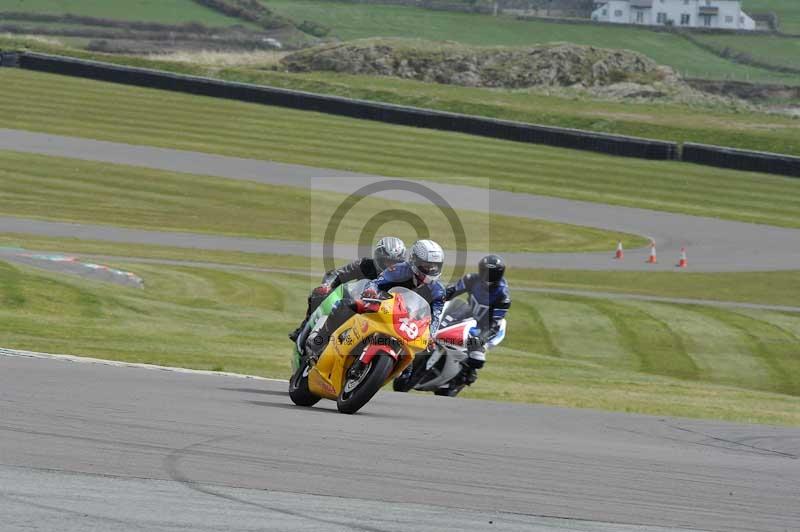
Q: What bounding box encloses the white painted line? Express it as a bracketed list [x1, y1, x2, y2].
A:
[0, 347, 289, 383]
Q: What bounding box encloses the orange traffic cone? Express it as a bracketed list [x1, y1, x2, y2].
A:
[615, 241, 624, 260]
[678, 247, 688, 268]
[646, 241, 657, 264]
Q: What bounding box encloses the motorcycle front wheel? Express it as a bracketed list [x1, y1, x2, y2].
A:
[337, 354, 394, 414]
[289, 358, 321, 407]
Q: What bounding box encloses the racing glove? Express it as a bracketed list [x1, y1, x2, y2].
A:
[465, 357, 484, 370]
[313, 284, 332, 296]
[362, 287, 378, 299]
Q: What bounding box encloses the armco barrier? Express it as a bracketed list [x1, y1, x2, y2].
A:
[0, 51, 19, 67]
[14, 52, 678, 161]
[683, 143, 800, 178]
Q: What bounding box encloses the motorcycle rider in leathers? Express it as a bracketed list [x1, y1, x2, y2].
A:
[289, 236, 407, 342]
[444, 255, 511, 387]
[305, 239, 446, 360]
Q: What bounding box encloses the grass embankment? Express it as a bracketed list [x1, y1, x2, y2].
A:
[260, 0, 800, 84]
[0, 150, 644, 253]
[1, 256, 799, 425]
[218, 67, 800, 155]
[0, 0, 247, 26]
[2, 69, 800, 228]
[4, 36, 800, 155]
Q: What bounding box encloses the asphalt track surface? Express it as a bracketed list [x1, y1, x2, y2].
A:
[2, 128, 800, 272]
[2, 353, 799, 532]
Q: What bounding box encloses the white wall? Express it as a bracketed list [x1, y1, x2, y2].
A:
[592, 0, 755, 30]
[654, 0, 698, 28]
[705, 1, 754, 30]
[592, 1, 631, 23]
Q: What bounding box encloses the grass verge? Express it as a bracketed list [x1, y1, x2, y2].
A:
[2, 69, 800, 229]
[0, 150, 645, 253]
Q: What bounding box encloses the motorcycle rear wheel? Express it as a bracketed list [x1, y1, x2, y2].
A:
[392, 353, 429, 392]
[289, 358, 321, 407]
[337, 355, 394, 414]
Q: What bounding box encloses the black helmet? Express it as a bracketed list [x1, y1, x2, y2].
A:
[478, 255, 505, 285]
[373, 236, 407, 271]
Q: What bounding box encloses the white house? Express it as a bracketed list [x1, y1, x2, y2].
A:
[592, 0, 756, 30]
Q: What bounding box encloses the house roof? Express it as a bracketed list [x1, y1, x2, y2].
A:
[629, 0, 653, 7]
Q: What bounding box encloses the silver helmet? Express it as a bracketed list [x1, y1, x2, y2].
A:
[409, 239, 444, 285]
[373, 236, 407, 271]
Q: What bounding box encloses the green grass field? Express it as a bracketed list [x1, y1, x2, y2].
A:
[0, 150, 645, 252]
[2, 255, 799, 425]
[747, 0, 800, 34]
[3, 69, 800, 229]
[259, 0, 799, 84]
[694, 33, 800, 72]
[0, 0, 247, 26]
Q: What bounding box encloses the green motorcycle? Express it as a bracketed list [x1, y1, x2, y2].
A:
[291, 279, 369, 372]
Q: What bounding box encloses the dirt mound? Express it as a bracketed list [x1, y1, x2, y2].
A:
[282, 39, 678, 89]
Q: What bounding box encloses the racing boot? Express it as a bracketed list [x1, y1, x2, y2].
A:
[288, 318, 309, 342]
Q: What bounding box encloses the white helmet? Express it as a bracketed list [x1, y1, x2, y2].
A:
[373, 236, 407, 271]
[409, 239, 444, 285]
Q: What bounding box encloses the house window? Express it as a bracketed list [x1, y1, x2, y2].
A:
[681, 13, 691, 25]
[683, 0, 689, 5]
[657, 12, 667, 23]
[740, 16, 745, 23]
[602, 8, 607, 15]
[614, 9, 623, 17]
[703, 15, 712, 26]
[636, 10, 645, 23]
[725, 15, 733, 23]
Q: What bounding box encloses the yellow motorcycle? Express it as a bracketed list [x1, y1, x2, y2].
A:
[289, 287, 431, 414]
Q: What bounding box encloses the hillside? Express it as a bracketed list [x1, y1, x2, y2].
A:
[0, 0, 319, 51]
[261, 0, 800, 85]
[0, 0, 247, 25]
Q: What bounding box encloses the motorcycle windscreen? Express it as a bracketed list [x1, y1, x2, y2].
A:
[388, 287, 431, 345]
[343, 279, 370, 300]
[440, 298, 473, 325]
